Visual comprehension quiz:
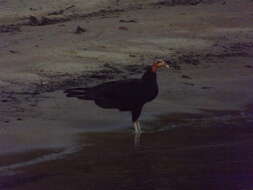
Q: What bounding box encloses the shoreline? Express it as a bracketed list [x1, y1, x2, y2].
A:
[0, 102, 252, 175]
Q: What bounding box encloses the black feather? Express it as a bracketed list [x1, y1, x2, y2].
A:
[64, 67, 159, 122]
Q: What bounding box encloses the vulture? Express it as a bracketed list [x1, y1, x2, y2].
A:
[64, 60, 170, 133]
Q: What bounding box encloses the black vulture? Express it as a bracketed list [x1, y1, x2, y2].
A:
[64, 60, 170, 133]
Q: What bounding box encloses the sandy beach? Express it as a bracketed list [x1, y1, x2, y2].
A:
[0, 0, 253, 189]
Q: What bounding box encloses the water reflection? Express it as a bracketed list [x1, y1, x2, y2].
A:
[134, 132, 142, 148]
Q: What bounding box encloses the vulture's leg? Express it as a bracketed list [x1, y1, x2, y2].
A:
[136, 121, 142, 133]
[132, 106, 143, 134]
[133, 122, 139, 133]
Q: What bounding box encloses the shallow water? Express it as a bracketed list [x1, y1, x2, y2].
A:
[1, 129, 253, 190]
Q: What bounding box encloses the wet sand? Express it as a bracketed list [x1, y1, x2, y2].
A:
[1, 105, 253, 189]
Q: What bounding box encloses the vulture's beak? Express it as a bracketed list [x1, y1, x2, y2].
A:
[164, 60, 171, 69]
[155, 59, 170, 69]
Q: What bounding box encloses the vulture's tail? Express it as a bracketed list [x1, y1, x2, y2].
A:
[64, 88, 93, 100]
